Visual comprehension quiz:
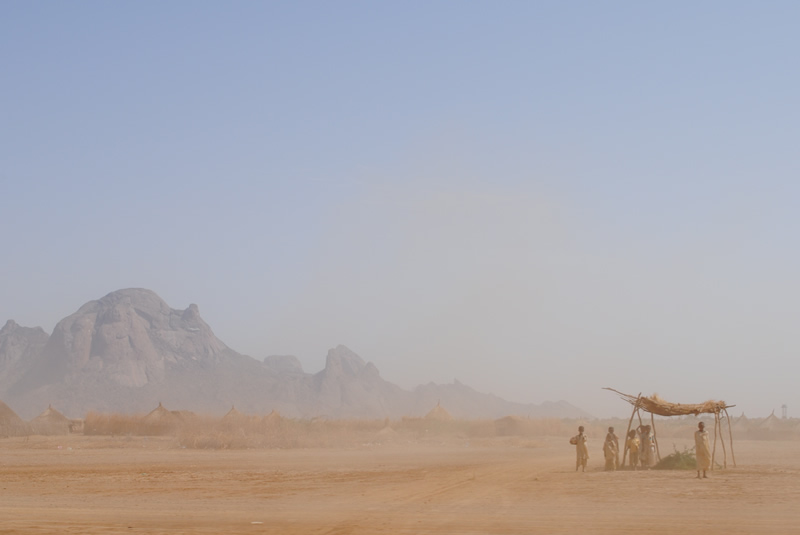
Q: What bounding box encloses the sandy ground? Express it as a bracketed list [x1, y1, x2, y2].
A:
[1, 435, 799, 534]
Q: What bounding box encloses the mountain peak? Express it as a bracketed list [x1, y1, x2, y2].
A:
[324, 345, 367, 377]
[18, 288, 234, 391]
[182, 303, 200, 321]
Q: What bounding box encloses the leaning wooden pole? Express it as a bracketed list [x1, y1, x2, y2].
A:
[650, 412, 661, 462]
[719, 411, 728, 468]
[724, 408, 737, 467]
[621, 393, 642, 468]
[711, 412, 719, 470]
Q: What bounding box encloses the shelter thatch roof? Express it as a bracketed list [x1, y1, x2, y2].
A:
[604, 388, 732, 416]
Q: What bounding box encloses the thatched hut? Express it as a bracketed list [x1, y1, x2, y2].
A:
[0, 400, 27, 437]
[756, 411, 795, 439]
[220, 405, 255, 433]
[30, 405, 71, 435]
[223, 405, 246, 421]
[142, 402, 181, 434]
[263, 410, 283, 427]
[732, 413, 749, 432]
[424, 402, 453, 421]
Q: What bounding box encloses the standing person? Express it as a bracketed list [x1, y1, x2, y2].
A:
[638, 425, 655, 468]
[571, 426, 589, 472]
[603, 433, 618, 471]
[646, 425, 656, 467]
[636, 425, 648, 468]
[605, 426, 620, 469]
[695, 421, 711, 478]
[626, 429, 640, 470]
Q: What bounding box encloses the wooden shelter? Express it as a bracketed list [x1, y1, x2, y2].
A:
[604, 388, 736, 469]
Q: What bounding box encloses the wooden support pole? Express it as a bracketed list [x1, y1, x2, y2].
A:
[711, 412, 719, 470]
[621, 393, 641, 468]
[719, 411, 727, 468]
[724, 408, 737, 467]
[651, 412, 661, 462]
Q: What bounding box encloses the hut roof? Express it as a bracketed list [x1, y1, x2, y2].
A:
[0, 400, 24, 426]
[223, 405, 246, 420]
[758, 411, 787, 431]
[263, 410, 282, 424]
[731, 413, 750, 430]
[32, 405, 70, 424]
[143, 402, 178, 423]
[424, 403, 453, 421]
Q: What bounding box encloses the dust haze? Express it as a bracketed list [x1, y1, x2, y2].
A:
[3, 406, 800, 533]
[3, 2, 800, 533]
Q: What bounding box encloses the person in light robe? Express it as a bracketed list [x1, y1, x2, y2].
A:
[572, 425, 589, 472]
[626, 429, 640, 470]
[605, 426, 620, 469]
[603, 434, 618, 471]
[695, 421, 711, 478]
[637, 424, 655, 468]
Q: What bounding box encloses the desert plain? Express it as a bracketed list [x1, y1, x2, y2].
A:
[2, 431, 799, 535]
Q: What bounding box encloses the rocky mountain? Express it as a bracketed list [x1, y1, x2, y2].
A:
[0, 320, 49, 394]
[0, 289, 590, 420]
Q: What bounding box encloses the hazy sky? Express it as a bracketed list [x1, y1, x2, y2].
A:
[3, 2, 799, 418]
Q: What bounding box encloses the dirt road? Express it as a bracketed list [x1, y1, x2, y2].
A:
[1, 436, 798, 534]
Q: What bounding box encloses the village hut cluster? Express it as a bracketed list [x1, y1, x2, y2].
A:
[3, 396, 800, 452]
[0, 401, 83, 437]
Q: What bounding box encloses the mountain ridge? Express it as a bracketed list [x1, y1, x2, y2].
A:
[0, 288, 591, 420]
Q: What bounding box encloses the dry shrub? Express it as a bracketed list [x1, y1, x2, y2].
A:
[654, 446, 696, 470]
[85, 412, 143, 435]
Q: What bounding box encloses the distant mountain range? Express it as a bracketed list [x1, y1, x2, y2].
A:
[0, 289, 590, 420]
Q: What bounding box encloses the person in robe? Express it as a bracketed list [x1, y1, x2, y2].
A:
[626, 429, 640, 470]
[605, 426, 620, 469]
[695, 421, 711, 478]
[603, 433, 618, 471]
[571, 425, 589, 472]
[637, 424, 655, 468]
